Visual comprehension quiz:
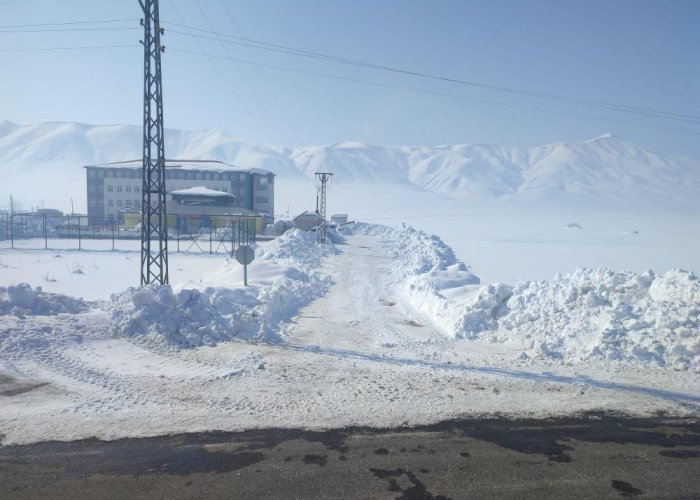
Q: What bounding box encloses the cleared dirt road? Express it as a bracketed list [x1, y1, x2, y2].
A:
[1, 415, 699, 499]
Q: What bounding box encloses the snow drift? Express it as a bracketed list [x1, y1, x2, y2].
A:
[0, 283, 89, 316]
[347, 223, 700, 372]
[106, 230, 333, 347]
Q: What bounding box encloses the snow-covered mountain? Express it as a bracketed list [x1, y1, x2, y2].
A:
[0, 120, 697, 212]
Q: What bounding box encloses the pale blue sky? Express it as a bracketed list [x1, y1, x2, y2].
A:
[1, 0, 699, 155]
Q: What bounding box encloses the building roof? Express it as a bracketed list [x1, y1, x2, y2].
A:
[293, 210, 322, 221]
[84, 159, 273, 176]
[170, 186, 235, 198]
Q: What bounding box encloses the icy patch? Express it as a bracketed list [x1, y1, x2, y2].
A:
[0, 284, 89, 316]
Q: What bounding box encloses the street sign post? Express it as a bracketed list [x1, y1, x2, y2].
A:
[235, 245, 255, 286]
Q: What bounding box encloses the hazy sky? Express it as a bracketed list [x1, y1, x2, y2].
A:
[1, 0, 699, 156]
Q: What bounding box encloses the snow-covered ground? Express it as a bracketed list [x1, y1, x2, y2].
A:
[1, 226, 698, 445]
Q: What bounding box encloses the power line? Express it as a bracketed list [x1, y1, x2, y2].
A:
[0, 27, 140, 33]
[2, 27, 698, 137]
[4, 18, 696, 124]
[168, 47, 700, 137]
[220, 0, 305, 144]
[0, 44, 137, 52]
[0, 18, 139, 29]
[165, 0, 274, 142]
[193, 0, 289, 144]
[161, 22, 700, 124]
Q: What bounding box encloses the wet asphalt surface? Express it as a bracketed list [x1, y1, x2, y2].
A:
[1, 414, 699, 499]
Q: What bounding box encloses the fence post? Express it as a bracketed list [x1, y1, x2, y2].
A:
[112, 219, 115, 251]
[209, 223, 213, 254]
[9, 214, 14, 249]
[177, 215, 180, 253]
[77, 216, 81, 250]
[43, 215, 48, 249]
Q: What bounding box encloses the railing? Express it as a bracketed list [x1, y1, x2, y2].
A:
[0, 213, 258, 255]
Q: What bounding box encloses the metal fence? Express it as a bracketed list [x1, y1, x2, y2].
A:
[0, 213, 257, 255]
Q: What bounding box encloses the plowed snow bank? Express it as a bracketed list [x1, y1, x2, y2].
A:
[106, 230, 333, 347]
[346, 223, 699, 371]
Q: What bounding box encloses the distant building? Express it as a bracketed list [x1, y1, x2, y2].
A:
[169, 186, 238, 216]
[84, 159, 275, 219]
[330, 214, 348, 225]
[293, 211, 322, 231]
[37, 208, 64, 217]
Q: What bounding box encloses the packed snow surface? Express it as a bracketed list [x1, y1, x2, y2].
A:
[0, 223, 698, 445]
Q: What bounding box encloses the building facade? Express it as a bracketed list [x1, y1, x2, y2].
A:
[84, 159, 274, 219]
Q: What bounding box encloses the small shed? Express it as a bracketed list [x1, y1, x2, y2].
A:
[331, 214, 348, 225]
[293, 211, 323, 231]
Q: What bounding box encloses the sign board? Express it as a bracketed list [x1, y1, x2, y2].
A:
[235, 245, 255, 265]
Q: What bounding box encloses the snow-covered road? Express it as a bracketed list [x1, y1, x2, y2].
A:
[0, 233, 698, 445]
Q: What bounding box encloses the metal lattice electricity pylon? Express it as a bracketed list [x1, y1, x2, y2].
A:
[315, 172, 332, 244]
[139, 0, 168, 285]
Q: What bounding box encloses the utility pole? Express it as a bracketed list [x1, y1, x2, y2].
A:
[139, 0, 169, 285]
[315, 172, 332, 244]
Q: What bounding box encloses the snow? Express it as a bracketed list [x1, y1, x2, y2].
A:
[0, 283, 88, 316]
[0, 120, 698, 445]
[343, 223, 699, 372]
[0, 225, 698, 445]
[170, 186, 234, 197]
[2, 120, 699, 213]
[107, 229, 333, 348]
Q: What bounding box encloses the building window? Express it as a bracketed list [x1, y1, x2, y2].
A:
[258, 176, 268, 185]
[222, 188, 227, 193]
[135, 186, 140, 193]
[240, 174, 245, 181]
[126, 200, 131, 207]
[108, 200, 113, 207]
[97, 185, 103, 193]
[126, 186, 131, 193]
[89, 200, 96, 207]
[108, 185, 113, 193]
[88, 170, 95, 178]
[117, 185, 122, 193]
[117, 200, 122, 207]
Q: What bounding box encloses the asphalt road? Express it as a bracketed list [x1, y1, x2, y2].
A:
[1, 414, 699, 499]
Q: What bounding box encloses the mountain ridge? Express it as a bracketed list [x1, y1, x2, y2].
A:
[0, 120, 697, 212]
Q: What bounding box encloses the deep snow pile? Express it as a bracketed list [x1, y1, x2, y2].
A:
[347, 223, 699, 372]
[493, 268, 700, 371]
[0, 283, 89, 316]
[107, 230, 334, 347]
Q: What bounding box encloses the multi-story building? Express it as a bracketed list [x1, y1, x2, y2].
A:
[84, 159, 274, 219]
